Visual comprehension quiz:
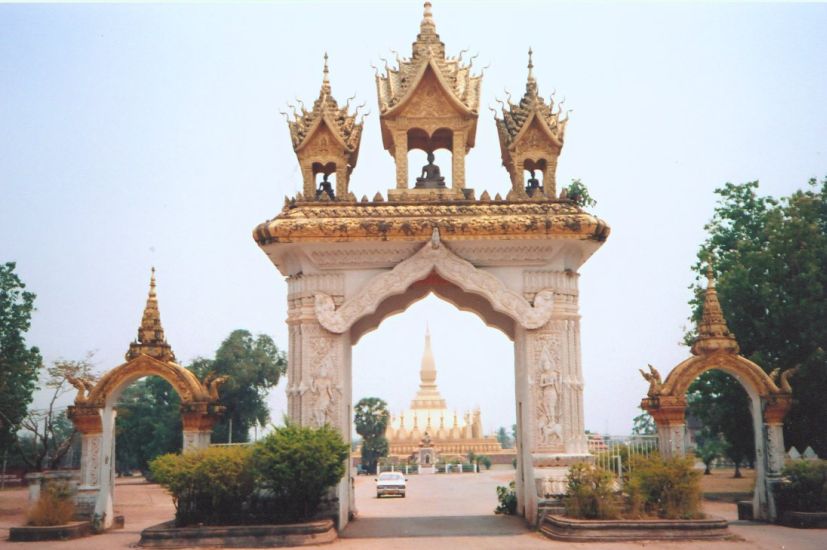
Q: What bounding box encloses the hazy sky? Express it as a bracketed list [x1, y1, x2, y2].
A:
[2, 1, 826, 436]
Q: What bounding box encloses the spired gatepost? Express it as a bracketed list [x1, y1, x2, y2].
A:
[254, 3, 609, 529]
[66, 269, 224, 529]
[641, 265, 795, 522]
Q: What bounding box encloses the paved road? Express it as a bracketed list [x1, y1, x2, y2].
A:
[1, 470, 825, 549]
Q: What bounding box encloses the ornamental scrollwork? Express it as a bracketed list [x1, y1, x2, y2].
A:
[314, 229, 555, 333]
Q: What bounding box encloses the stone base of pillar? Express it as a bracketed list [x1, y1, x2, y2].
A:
[75, 486, 99, 519]
[532, 453, 593, 498]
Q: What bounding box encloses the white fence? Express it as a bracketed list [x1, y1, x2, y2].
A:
[588, 434, 659, 480]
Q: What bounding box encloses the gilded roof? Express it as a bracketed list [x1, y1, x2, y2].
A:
[375, 2, 481, 115]
[495, 49, 567, 150]
[253, 200, 609, 244]
[286, 54, 365, 155]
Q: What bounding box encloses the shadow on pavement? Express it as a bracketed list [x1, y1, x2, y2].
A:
[342, 514, 529, 538]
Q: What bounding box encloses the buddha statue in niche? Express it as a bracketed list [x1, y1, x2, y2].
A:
[415, 151, 446, 189]
[315, 173, 335, 200]
[525, 169, 543, 196]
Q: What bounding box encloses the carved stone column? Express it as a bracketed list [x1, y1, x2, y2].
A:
[94, 405, 117, 529]
[301, 162, 315, 198]
[181, 402, 217, 451]
[335, 166, 349, 200]
[544, 155, 558, 198]
[646, 399, 687, 458]
[451, 129, 466, 189]
[286, 273, 352, 528]
[763, 396, 792, 522]
[67, 405, 103, 519]
[394, 131, 408, 189]
[514, 286, 589, 526]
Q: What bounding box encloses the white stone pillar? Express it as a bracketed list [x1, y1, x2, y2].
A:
[656, 423, 686, 458]
[515, 312, 590, 526]
[94, 406, 117, 529]
[764, 422, 785, 521]
[287, 273, 352, 528]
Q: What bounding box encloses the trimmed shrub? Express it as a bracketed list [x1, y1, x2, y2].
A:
[564, 463, 620, 519]
[27, 481, 75, 526]
[629, 455, 702, 519]
[495, 481, 517, 515]
[150, 445, 254, 526]
[251, 424, 349, 522]
[774, 460, 827, 513]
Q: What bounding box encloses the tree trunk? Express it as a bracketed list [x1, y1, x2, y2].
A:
[704, 463, 711, 475]
[733, 463, 742, 478]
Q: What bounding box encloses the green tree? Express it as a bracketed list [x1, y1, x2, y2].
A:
[15, 358, 94, 471]
[115, 377, 182, 474]
[354, 397, 390, 473]
[189, 330, 286, 443]
[687, 371, 754, 477]
[632, 411, 656, 435]
[0, 262, 42, 451]
[496, 426, 513, 448]
[694, 429, 725, 475]
[689, 178, 827, 457]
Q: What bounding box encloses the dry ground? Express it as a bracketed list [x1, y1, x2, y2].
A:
[1, 468, 824, 549]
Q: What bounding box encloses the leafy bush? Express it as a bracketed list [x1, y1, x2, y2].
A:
[629, 456, 702, 519]
[495, 481, 517, 515]
[774, 460, 827, 513]
[251, 424, 349, 521]
[478, 455, 492, 470]
[27, 481, 75, 526]
[150, 445, 255, 526]
[564, 463, 619, 519]
[564, 179, 597, 208]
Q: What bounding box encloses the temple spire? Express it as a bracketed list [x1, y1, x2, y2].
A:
[421, 1, 436, 34]
[527, 47, 535, 82]
[321, 52, 331, 96]
[125, 267, 176, 363]
[411, 325, 447, 409]
[691, 261, 740, 356]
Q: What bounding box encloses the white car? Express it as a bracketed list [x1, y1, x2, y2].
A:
[375, 471, 407, 498]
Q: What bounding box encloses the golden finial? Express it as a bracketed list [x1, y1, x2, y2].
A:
[321, 52, 331, 95]
[527, 47, 534, 81]
[149, 266, 157, 298]
[421, 1, 436, 32]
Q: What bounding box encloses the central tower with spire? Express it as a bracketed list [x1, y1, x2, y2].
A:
[384, 326, 504, 459]
[376, 1, 482, 197]
[410, 325, 447, 409]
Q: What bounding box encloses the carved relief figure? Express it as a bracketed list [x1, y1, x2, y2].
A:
[538, 344, 563, 445]
[66, 374, 96, 403]
[639, 364, 663, 397]
[203, 373, 229, 401]
[310, 347, 340, 427]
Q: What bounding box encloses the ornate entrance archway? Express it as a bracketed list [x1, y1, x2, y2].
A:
[256, 4, 610, 530]
[67, 270, 223, 529]
[641, 267, 794, 522]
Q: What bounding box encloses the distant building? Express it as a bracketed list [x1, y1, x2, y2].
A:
[384, 327, 503, 459]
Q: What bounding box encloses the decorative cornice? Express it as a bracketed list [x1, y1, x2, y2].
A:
[314, 229, 556, 333]
[254, 200, 610, 245]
